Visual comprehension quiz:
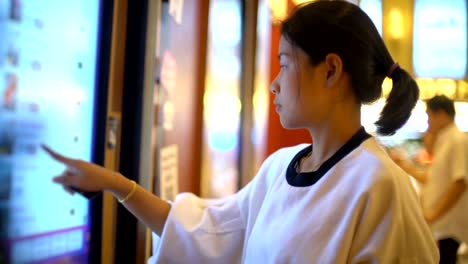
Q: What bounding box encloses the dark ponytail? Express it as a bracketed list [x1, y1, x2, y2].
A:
[281, 0, 419, 136]
[375, 67, 419, 135]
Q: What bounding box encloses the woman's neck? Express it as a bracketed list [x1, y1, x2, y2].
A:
[301, 111, 361, 172]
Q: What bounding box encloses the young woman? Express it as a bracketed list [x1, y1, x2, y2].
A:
[44, 1, 439, 263]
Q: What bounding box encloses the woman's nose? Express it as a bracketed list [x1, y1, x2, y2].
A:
[270, 77, 279, 94]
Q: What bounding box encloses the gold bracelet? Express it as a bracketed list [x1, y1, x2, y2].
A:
[118, 180, 137, 203]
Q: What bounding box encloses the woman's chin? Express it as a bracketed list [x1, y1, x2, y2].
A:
[280, 118, 298, 130]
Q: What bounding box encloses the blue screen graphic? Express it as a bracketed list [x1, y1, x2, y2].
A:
[0, 0, 102, 263]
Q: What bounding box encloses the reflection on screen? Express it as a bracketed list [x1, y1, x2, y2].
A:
[0, 1, 101, 263]
[413, 0, 467, 79]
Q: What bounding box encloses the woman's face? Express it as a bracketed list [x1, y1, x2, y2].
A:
[270, 36, 336, 130]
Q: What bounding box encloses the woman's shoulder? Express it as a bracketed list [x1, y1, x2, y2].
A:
[339, 137, 387, 168]
[342, 138, 406, 187]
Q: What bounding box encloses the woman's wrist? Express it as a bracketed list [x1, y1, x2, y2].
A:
[106, 172, 134, 200]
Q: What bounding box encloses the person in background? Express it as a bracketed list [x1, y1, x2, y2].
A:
[393, 95, 468, 264]
[43, 1, 439, 263]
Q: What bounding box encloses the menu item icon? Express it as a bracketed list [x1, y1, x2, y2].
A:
[2, 73, 17, 111]
[9, 0, 22, 22]
[6, 45, 19, 67]
[0, 128, 14, 155]
[0, 159, 12, 200]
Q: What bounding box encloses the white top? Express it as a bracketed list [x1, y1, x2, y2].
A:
[422, 123, 468, 243]
[149, 137, 438, 263]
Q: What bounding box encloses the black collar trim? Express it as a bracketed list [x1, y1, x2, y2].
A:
[286, 127, 371, 187]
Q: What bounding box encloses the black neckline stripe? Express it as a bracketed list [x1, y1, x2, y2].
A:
[286, 127, 371, 187]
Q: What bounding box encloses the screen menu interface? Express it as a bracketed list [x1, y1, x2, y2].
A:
[0, 1, 101, 263]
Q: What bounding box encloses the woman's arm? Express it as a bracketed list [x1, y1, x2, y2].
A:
[109, 174, 171, 235]
[43, 145, 171, 235]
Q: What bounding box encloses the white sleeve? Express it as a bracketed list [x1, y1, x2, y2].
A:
[148, 193, 245, 264]
[148, 149, 281, 264]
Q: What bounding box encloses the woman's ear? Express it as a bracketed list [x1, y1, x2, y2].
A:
[324, 53, 343, 88]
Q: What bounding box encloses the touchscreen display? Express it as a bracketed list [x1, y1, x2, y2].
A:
[0, 0, 102, 263]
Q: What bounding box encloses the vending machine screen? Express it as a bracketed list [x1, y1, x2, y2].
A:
[0, 0, 103, 262]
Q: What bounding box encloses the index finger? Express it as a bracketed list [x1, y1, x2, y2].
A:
[41, 144, 77, 165]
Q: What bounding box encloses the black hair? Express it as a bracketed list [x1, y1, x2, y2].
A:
[426, 95, 455, 118]
[281, 0, 419, 135]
